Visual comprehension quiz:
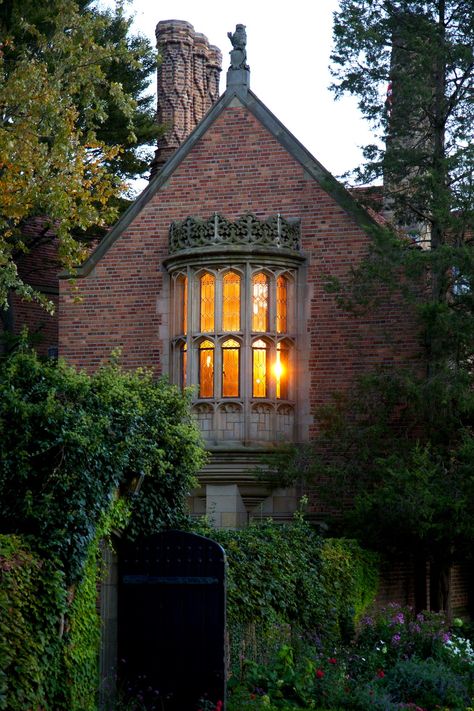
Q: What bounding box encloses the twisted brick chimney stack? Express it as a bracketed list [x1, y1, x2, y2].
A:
[150, 20, 222, 177]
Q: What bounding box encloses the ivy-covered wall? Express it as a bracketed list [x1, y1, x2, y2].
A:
[0, 535, 66, 711]
[0, 507, 123, 711]
[0, 347, 207, 710]
[198, 516, 380, 672]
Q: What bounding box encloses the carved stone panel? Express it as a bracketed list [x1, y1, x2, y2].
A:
[217, 402, 244, 442]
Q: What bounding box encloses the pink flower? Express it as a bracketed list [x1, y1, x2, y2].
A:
[216, 702, 223, 711]
[376, 669, 385, 678]
[315, 669, 325, 679]
[328, 657, 337, 664]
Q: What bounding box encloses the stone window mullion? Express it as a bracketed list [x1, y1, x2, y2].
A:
[243, 262, 252, 442]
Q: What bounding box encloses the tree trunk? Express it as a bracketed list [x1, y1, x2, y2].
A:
[0, 294, 14, 355]
[414, 552, 428, 614]
[430, 554, 452, 618]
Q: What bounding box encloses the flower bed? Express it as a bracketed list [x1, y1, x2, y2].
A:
[228, 604, 474, 710]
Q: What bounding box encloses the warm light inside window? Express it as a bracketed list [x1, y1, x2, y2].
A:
[222, 271, 241, 331]
[252, 272, 269, 332]
[222, 338, 240, 397]
[181, 342, 187, 389]
[252, 338, 267, 398]
[182, 276, 188, 335]
[276, 275, 287, 333]
[200, 273, 215, 332]
[274, 342, 289, 399]
[199, 340, 214, 397]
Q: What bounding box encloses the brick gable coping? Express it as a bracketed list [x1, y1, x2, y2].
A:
[62, 82, 381, 280]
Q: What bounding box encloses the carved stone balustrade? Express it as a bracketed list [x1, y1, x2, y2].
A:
[168, 213, 301, 254]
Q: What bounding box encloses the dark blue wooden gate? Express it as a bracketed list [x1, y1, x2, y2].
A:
[118, 530, 226, 710]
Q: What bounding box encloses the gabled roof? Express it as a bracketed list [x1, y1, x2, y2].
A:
[69, 77, 380, 278]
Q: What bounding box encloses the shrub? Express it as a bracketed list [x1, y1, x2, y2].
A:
[195, 517, 379, 680]
[355, 603, 461, 674]
[0, 346, 205, 709]
[0, 348, 205, 583]
[384, 656, 471, 709]
[320, 538, 379, 641]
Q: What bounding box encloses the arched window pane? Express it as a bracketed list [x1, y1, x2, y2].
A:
[276, 275, 287, 334]
[222, 338, 240, 397]
[181, 342, 187, 389]
[252, 338, 267, 398]
[200, 273, 215, 332]
[182, 276, 188, 335]
[222, 271, 241, 331]
[252, 272, 268, 332]
[199, 340, 214, 398]
[275, 342, 289, 399]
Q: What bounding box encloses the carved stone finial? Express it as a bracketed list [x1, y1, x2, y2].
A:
[227, 24, 248, 70]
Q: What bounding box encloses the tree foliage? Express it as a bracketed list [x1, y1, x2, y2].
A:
[0, 0, 159, 308]
[286, 1, 474, 612]
[0, 346, 205, 582]
[331, 0, 474, 237]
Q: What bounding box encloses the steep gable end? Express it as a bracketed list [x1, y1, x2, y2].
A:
[72, 79, 378, 278]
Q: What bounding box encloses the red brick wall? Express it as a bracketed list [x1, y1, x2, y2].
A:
[376, 558, 471, 616]
[60, 103, 420, 418]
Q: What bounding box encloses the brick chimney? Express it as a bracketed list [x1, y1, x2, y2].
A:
[150, 20, 222, 177]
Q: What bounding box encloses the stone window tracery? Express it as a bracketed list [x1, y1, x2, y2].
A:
[252, 272, 269, 332]
[200, 273, 215, 332]
[222, 271, 240, 331]
[252, 338, 267, 397]
[199, 339, 214, 398]
[166, 213, 303, 445]
[276, 275, 287, 334]
[222, 338, 240, 397]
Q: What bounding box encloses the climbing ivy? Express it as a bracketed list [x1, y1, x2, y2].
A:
[320, 538, 380, 641]
[0, 344, 206, 709]
[0, 535, 66, 711]
[63, 499, 130, 711]
[197, 516, 379, 656]
[0, 347, 205, 583]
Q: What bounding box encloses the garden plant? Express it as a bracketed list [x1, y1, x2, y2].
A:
[228, 603, 474, 710]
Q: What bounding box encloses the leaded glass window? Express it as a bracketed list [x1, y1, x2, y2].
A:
[276, 275, 287, 334]
[252, 272, 269, 332]
[252, 338, 267, 398]
[275, 341, 289, 399]
[200, 273, 215, 332]
[199, 339, 214, 397]
[181, 342, 187, 389]
[182, 275, 188, 335]
[222, 271, 240, 331]
[222, 338, 240, 397]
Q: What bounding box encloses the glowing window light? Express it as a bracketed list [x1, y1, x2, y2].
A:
[252, 338, 267, 398]
[252, 272, 268, 332]
[222, 338, 240, 397]
[222, 271, 240, 331]
[274, 342, 289, 399]
[182, 275, 188, 335]
[181, 342, 187, 389]
[200, 273, 215, 332]
[276, 275, 287, 333]
[199, 339, 214, 398]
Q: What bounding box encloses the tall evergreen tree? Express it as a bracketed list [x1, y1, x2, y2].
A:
[294, 1, 474, 612]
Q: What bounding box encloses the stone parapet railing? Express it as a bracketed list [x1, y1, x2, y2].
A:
[169, 213, 301, 254]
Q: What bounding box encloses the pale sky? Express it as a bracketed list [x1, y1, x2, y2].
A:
[103, 0, 375, 184]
